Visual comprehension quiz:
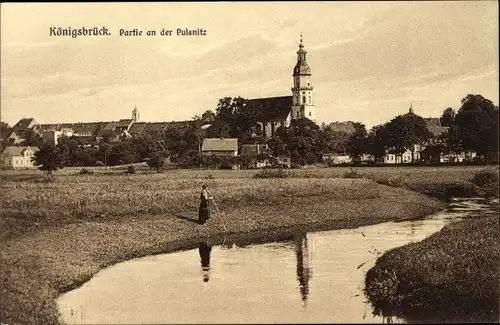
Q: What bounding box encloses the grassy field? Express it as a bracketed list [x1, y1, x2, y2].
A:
[0, 165, 495, 324]
[364, 213, 499, 323]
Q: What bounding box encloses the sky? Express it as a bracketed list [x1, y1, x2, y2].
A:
[1, 1, 498, 128]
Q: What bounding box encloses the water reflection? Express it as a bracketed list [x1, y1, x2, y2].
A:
[294, 231, 312, 308]
[199, 241, 212, 283]
[57, 198, 494, 324]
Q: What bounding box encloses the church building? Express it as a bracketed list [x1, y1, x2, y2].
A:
[247, 35, 316, 138]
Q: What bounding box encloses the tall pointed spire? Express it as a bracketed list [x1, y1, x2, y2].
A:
[299, 33, 304, 49]
[409, 102, 414, 114]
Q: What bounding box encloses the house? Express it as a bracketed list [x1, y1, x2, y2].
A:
[1, 146, 39, 169]
[7, 131, 25, 145]
[201, 138, 238, 157]
[322, 153, 352, 165]
[42, 128, 74, 145]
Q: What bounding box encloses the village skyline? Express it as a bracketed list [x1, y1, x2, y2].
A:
[1, 1, 498, 128]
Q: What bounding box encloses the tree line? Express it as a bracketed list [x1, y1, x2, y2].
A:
[1, 93, 498, 174]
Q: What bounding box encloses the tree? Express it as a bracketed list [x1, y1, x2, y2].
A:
[284, 118, 323, 165]
[0, 121, 12, 153]
[320, 123, 351, 155]
[20, 129, 43, 148]
[451, 94, 499, 160]
[346, 123, 368, 161]
[440, 107, 455, 127]
[366, 124, 390, 163]
[32, 144, 63, 176]
[267, 136, 289, 158]
[147, 154, 167, 172]
[201, 110, 216, 124]
[385, 113, 432, 163]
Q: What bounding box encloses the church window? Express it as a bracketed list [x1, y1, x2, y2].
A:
[309, 96, 311, 104]
[309, 112, 311, 117]
[302, 96, 306, 104]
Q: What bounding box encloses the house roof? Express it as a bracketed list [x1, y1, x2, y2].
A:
[202, 138, 238, 152]
[102, 121, 119, 131]
[424, 117, 441, 128]
[244, 96, 292, 121]
[128, 122, 147, 135]
[37, 122, 105, 135]
[2, 146, 39, 156]
[116, 119, 133, 128]
[143, 122, 169, 133]
[428, 126, 449, 137]
[13, 118, 36, 130]
[327, 121, 356, 134]
[240, 144, 268, 156]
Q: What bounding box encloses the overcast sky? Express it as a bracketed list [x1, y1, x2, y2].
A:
[1, 1, 498, 128]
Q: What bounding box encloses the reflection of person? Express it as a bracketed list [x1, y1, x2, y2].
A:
[199, 185, 213, 226]
[199, 241, 212, 282]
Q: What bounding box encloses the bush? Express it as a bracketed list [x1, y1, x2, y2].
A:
[79, 168, 94, 175]
[343, 168, 364, 179]
[126, 165, 136, 174]
[471, 169, 499, 188]
[253, 168, 290, 179]
[376, 175, 406, 188]
[95, 160, 104, 166]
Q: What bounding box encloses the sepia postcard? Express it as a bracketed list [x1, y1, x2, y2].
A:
[0, 1, 499, 325]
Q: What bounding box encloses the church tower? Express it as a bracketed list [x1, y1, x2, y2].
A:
[291, 34, 315, 122]
[132, 106, 140, 122]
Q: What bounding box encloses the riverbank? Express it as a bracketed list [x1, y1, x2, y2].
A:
[363, 167, 499, 323]
[0, 172, 446, 325]
[364, 208, 499, 323]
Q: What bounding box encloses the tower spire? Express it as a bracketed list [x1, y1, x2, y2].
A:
[291, 34, 315, 121]
[409, 102, 414, 114]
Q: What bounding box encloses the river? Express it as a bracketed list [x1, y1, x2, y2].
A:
[57, 197, 498, 324]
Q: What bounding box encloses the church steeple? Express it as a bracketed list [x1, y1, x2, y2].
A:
[291, 34, 315, 121]
[294, 33, 311, 76]
[132, 106, 140, 122]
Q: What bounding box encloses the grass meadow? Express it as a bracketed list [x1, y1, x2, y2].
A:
[0, 165, 496, 324]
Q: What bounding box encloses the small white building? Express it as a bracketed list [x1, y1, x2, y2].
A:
[1, 146, 39, 169]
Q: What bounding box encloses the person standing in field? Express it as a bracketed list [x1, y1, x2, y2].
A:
[199, 184, 213, 225]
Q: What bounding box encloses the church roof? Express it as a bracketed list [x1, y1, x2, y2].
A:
[244, 96, 293, 121]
